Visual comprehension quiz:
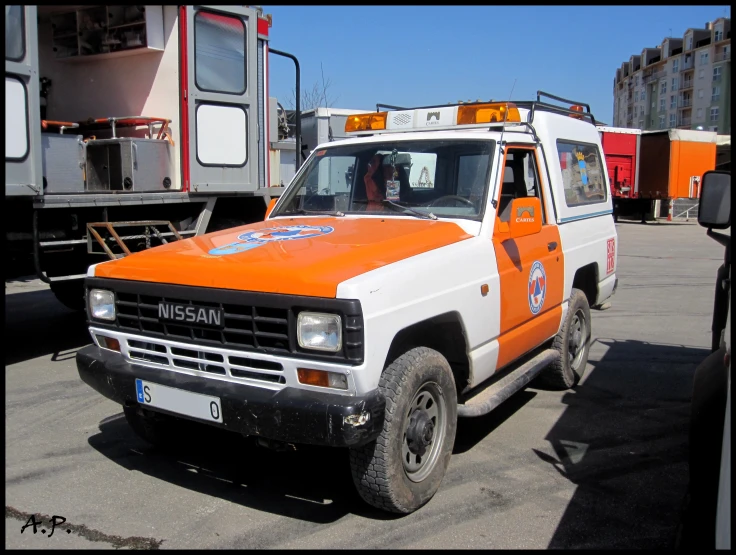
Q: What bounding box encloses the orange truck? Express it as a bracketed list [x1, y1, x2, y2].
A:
[638, 129, 718, 219]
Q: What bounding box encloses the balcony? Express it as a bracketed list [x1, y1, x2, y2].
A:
[643, 70, 666, 83]
[681, 77, 694, 89]
[713, 74, 723, 82]
[714, 51, 731, 62]
[678, 98, 692, 108]
[682, 58, 694, 70]
[679, 117, 692, 127]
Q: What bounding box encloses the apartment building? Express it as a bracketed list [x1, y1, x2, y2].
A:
[613, 17, 730, 134]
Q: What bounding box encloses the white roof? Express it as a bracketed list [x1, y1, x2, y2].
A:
[641, 129, 718, 143]
[597, 126, 642, 135]
[305, 107, 372, 118]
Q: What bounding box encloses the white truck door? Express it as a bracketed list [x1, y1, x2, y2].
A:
[182, 6, 261, 193]
[5, 5, 43, 196]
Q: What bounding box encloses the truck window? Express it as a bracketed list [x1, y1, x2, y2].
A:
[194, 11, 246, 95]
[556, 140, 607, 207]
[498, 148, 545, 223]
[5, 6, 24, 62]
[273, 140, 495, 221]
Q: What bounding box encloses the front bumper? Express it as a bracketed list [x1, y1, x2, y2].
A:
[77, 345, 385, 447]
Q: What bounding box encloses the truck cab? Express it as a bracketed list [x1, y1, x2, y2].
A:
[76, 92, 618, 513]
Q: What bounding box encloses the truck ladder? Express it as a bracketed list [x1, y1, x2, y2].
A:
[86, 220, 184, 260]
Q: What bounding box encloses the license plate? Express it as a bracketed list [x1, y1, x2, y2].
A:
[135, 379, 223, 423]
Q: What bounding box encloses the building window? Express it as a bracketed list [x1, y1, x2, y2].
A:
[641, 89, 646, 101]
[701, 51, 709, 65]
[715, 29, 723, 42]
[639, 119, 644, 128]
[672, 77, 678, 91]
[659, 115, 665, 129]
[713, 66, 722, 81]
[698, 88, 704, 98]
[712, 86, 720, 101]
[709, 126, 718, 133]
[660, 81, 667, 94]
[697, 108, 703, 119]
[710, 107, 719, 122]
[672, 59, 679, 72]
[659, 98, 665, 111]
[670, 95, 676, 109]
[699, 68, 705, 79]
[669, 113, 676, 127]
[635, 75, 640, 85]
[687, 36, 693, 50]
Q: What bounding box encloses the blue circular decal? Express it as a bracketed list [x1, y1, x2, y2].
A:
[209, 224, 334, 256]
[528, 261, 546, 315]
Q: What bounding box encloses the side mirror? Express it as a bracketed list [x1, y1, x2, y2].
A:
[698, 171, 731, 230]
[508, 197, 543, 239]
[264, 198, 278, 220]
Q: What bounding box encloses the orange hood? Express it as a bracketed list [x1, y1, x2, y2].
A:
[94, 217, 473, 297]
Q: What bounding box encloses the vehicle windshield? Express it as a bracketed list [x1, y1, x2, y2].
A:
[272, 139, 495, 220]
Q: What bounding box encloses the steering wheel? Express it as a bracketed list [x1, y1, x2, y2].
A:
[428, 195, 475, 208]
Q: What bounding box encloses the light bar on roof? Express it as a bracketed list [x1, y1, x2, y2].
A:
[345, 102, 521, 133]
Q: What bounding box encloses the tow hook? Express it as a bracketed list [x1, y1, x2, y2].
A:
[255, 438, 295, 451]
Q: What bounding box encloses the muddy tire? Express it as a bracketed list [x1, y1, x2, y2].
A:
[348, 347, 457, 513]
[123, 405, 183, 449]
[538, 288, 591, 390]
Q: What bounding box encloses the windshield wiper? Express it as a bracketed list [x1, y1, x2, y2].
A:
[381, 199, 438, 220]
[280, 208, 345, 217]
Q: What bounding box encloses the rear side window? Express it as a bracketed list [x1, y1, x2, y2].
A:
[556, 140, 607, 207]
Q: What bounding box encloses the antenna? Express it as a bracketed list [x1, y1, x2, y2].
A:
[490, 78, 517, 209]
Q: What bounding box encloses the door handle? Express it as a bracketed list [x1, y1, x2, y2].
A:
[547, 242, 558, 251]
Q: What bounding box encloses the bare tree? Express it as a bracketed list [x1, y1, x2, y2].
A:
[286, 62, 339, 111]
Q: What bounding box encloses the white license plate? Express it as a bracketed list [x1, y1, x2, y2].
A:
[135, 379, 223, 423]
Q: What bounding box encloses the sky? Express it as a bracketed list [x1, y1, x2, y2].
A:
[263, 5, 730, 125]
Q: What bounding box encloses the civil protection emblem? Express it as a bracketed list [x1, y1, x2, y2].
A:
[209, 224, 334, 256]
[528, 261, 546, 315]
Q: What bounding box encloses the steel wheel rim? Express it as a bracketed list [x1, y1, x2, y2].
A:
[402, 382, 446, 483]
[568, 309, 587, 372]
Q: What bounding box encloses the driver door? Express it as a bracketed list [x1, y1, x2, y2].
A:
[492, 145, 564, 371]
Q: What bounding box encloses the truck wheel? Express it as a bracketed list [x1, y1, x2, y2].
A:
[50, 281, 86, 312]
[349, 347, 457, 513]
[538, 288, 591, 390]
[123, 405, 182, 449]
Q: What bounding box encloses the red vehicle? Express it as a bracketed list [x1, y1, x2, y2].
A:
[597, 126, 643, 221]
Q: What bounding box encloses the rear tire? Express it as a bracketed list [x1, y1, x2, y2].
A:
[538, 288, 591, 390]
[349, 347, 457, 513]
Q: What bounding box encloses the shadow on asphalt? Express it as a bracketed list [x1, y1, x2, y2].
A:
[4, 288, 90, 366]
[87, 412, 407, 524]
[531, 338, 708, 549]
[80, 336, 703, 536]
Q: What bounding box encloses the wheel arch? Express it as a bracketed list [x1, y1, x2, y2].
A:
[383, 311, 472, 394]
[571, 262, 599, 307]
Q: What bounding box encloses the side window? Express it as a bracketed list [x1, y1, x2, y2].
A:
[556, 141, 607, 207]
[5, 5, 25, 62]
[194, 11, 246, 94]
[498, 148, 544, 223]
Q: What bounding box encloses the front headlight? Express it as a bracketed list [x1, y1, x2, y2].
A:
[89, 289, 116, 321]
[297, 312, 342, 352]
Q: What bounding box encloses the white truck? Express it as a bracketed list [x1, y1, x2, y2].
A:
[77, 92, 619, 513]
[5, 5, 301, 309]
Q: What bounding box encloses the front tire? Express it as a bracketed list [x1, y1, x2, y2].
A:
[349, 347, 457, 513]
[538, 288, 591, 390]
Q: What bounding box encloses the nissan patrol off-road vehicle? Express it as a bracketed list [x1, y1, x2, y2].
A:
[77, 91, 618, 513]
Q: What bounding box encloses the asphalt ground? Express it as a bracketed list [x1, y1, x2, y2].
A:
[5, 221, 726, 549]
